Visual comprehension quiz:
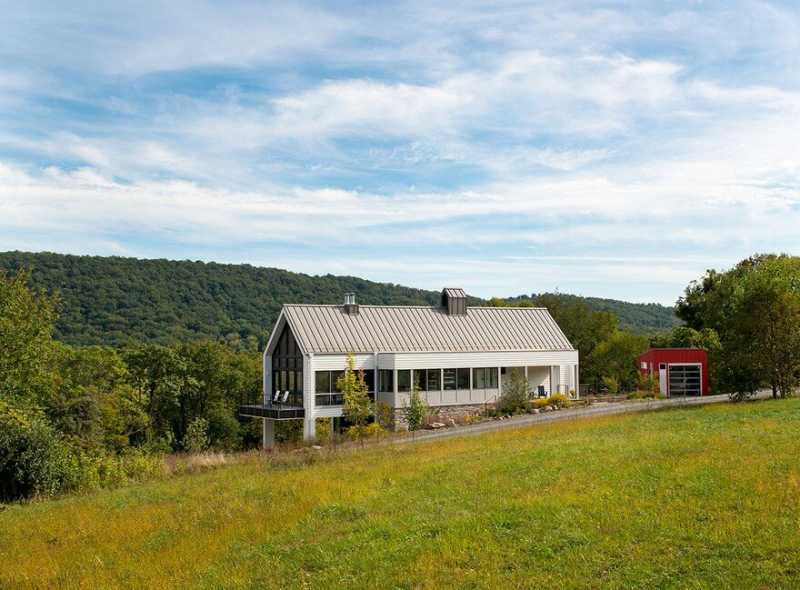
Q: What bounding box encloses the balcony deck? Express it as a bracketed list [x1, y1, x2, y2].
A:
[238, 404, 305, 420]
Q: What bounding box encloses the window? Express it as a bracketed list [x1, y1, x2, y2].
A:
[397, 370, 411, 392]
[379, 369, 393, 393]
[362, 370, 375, 393]
[413, 369, 425, 391]
[426, 368, 440, 391]
[472, 367, 498, 389]
[331, 370, 345, 392]
[315, 371, 330, 394]
[457, 368, 470, 390]
[443, 368, 457, 390]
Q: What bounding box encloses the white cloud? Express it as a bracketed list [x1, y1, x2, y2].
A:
[1, 1, 800, 303]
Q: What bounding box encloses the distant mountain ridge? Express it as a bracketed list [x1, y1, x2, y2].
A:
[0, 251, 680, 346]
[505, 292, 681, 334]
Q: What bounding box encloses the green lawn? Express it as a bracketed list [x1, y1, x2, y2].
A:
[2, 399, 800, 589]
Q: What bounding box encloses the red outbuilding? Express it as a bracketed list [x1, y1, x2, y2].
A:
[638, 348, 709, 397]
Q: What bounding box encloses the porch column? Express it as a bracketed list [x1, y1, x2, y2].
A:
[262, 419, 275, 449]
[524, 365, 529, 395]
[303, 417, 316, 441]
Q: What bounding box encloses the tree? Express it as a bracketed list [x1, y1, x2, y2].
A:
[537, 294, 618, 392]
[183, 417, 210, 453]
[677, 254, 800, 397]
[590, 331, 649, 393]
[404, 386, 428, 432]
[123, 344, 184, 444]
[337, 354, 372, 445]
[0, 269, 59, 402]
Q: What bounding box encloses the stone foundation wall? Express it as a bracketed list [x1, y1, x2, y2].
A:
[393, 403, 489, 431]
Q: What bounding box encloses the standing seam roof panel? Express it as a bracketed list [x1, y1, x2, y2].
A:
[281, 305, 574, 354]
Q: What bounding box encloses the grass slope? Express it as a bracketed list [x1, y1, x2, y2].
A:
[3, 399, 800, 589]
[0, 251, 678, 346]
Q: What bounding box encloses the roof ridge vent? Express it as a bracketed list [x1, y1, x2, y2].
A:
[343, 292, 359, 315]
[441, 287, 467, 316]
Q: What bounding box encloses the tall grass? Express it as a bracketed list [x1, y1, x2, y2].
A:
[1, 399, 799, 589]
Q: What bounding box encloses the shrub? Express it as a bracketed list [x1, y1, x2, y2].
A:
[601, 376, 620, 394]
[532, 398, 551, 410]
[315, 418, 332, 443]
[364, 422, 385, 440]
[346, 423, 385, 442]
[497, 371, 529, 415]
[404, 387, 429, 431]
[637, 372, 660, 396]
[548, 394, 569, 408]
[206, 404, 241, 451]
[375, 401, 395, 431]
[183, 417, 210, 453]
[0, 399, 80, 500]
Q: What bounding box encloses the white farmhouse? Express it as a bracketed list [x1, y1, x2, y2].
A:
[240, 288, 579, 447]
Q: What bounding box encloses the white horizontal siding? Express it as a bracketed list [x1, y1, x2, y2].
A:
[379, 350, 578, 370]
[312, 353, 375, 371]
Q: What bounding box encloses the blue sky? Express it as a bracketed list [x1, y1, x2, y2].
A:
[1, 1, 799, 304]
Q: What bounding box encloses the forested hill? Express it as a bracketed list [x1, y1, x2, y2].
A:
[506, 293, 682, 334]
[0, 251, 680, 346]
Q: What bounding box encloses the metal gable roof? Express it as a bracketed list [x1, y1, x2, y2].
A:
[281, 305, 575, 354]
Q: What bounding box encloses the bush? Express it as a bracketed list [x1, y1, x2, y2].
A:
[183, 417, 210, 453]
[315, 418, 332, 443]
[0, 399, 80, 501]
[548, 393, 569, 408]
[497, 371, 529, 415]
[601, 376, 620, 394]
[364, 422, 385, 439]
[375, 401, 394, 431]
[206, 405, 241, 451]
[404, 387, 429, 431]
[532, 398, 551, 410]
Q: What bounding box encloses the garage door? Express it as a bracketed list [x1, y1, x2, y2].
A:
[668, 364, 701, 396]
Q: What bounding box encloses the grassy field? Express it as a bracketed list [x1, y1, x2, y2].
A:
[2, 399, 800, 589]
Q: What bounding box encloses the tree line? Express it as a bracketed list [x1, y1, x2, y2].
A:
[1, 270, 265, 500]
[0, 251, 679, 346]
[3, 253, 798, 500]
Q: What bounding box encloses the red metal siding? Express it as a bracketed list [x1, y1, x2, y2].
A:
[638, 348, 710, 395]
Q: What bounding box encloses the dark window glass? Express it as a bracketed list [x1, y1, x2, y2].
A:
[426, 369, 440, 391]
[413, 369, 425, 391]
[443, 368, 457, 390]
[379, 370, 393, 393]
[398, 370, 411, 392]
[472, 368, 498, 389]
[362, 369, 375, 392]
[315, 371, 330, 394]
[457, 368, 470, 389]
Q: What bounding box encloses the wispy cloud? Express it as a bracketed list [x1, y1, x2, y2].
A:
[0, 1, 799, 303]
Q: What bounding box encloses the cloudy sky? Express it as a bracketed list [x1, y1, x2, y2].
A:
[1, 1, 798, 304]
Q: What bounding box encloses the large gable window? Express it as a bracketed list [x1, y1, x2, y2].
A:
[272, 323, 303, 406]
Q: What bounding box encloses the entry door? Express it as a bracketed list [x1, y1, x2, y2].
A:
[658, 364, 668, 396]
[668, 364, 702, 396]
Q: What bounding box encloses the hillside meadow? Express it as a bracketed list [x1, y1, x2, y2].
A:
[1, 399, 799, 589]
